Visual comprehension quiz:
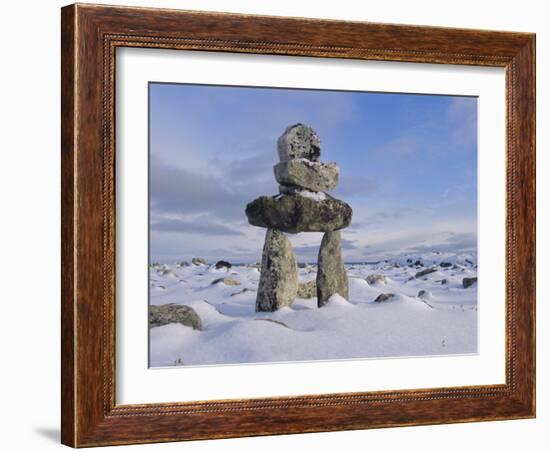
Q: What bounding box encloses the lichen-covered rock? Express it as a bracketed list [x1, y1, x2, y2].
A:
[211, 277, 240, 286]
[374, 293, 396, 303]
[245, 194, 352, 233]
[192, 257, 207, 266]
[274, 159, 339, 192]
[317, 231, 349, 307]
[149, 303, 202, 330]
[462, 277, 478, 288]
[176, 260, 190, 267]
[277, 123, 321, 162]
[256, 229, 298, 312]
[158, 268, 179, 278]
[366, 274, 387, 285]
[297, 280, 317, 299]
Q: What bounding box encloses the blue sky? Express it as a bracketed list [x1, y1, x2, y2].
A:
[149, 83, 477, 263]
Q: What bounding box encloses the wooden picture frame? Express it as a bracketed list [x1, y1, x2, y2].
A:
[61, 3, 535, 447]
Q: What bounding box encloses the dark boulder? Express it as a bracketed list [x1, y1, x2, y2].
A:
[374, 293, 396, 303]
[415, 268, 437, 278]
[215, 260, 232, 269]
[462, 277, 478, 288]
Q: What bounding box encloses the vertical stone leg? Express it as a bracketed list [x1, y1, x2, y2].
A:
[256, 229, 298, 312]
[316, 231, 349, 307]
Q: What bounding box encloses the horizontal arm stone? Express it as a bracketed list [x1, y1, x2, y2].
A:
[245, 194, 352, 233]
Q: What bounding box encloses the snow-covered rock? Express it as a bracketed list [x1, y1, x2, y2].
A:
[149, 303, 202, 330]
[366, 274, 387, 285]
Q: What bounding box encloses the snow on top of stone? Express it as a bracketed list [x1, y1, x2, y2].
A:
[296, 157, 316, 167]
[295, 158, 339, 170]
[296, 190, 327, 201]
[273, 190, 327, 202]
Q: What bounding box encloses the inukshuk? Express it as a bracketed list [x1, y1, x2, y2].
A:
[246, 124, 352, 311]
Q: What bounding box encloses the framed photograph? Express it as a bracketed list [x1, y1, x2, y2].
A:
[61, 3, 535, 447]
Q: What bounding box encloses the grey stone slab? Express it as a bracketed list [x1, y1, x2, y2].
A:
[256, 229, 298, 312]
[274, 159, 339, 192]
[245, 194, 352, 233]
[316, 231, 349, 307]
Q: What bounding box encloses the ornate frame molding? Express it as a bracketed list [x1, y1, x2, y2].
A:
[61, 4, 535, 447]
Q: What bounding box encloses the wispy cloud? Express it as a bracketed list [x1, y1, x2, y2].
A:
[369, 134, 422, 158]
[403, 232, 477, 255]
[151, 216, 245, 236]
[149, 154, 275, 221]
[332, 174, 378, 198]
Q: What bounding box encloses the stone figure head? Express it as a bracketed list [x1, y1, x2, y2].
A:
[277, 123, 321, 162]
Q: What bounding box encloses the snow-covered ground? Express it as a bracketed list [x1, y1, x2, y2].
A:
[149, 252, 478, 367]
